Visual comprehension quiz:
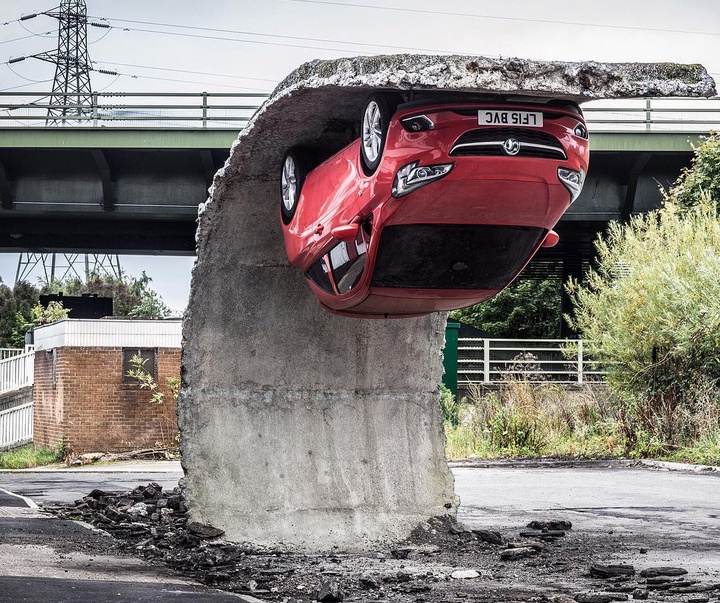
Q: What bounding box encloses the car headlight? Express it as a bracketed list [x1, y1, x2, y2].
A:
[557, 167, 585, 203]
[573, 123, 588, 139]
[392, 162, 453, 198]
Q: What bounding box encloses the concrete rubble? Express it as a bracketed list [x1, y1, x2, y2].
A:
[47, 485, 720, 603]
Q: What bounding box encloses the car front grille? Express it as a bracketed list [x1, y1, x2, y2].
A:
[450, 128, 566, 159]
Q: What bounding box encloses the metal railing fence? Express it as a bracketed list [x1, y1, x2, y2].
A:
[0, 347, 35, 397]
[457, 338, 605, 385]
[0, 92, 718, 131]
[0, 402, 34, 451]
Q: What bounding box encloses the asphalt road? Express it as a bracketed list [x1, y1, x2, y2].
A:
[0, 469, 258, 603]
[453, 461, 720, 575]
[0, 461, 719, 600]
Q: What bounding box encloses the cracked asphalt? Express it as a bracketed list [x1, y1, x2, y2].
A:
[0, 460, 718, 602]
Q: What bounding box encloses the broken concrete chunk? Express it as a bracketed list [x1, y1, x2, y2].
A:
[520, 529, 566, 539]
[640, 567, 689, 578]
[501, 546, 538, 561]
[575, 592, 629, 603]
[450, 569, 480, 579]
[527, 520, 573, 531]
[316, 579, 344, 602]
[473, 529, 504, 545]
[187, 521, 225, 539]
[358, 572, 381, 590]
[590, 565, 636, 579]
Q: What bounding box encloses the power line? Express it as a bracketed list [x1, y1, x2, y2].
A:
[85, 15, 461, 55]
[0, 78, 53, 92]
[287, 0, 720, 38]
[92, 60, 279, 84]
[95, 24, 390, 55]
[0, 31, 54, 45]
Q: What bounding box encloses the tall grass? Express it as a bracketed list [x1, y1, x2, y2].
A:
[0, 444, 63, 469]
[446, 381, 629, 461]
[444, 380, 720, 465]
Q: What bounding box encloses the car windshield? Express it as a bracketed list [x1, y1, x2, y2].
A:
[370, 224, 545, 290]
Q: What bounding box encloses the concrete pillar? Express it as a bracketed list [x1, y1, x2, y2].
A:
[180, 174, 456, 549]
[179, 55, 715, 551]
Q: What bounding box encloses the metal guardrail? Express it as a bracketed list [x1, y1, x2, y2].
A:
[0, 402, 34, 451]
[0, 347, 35, 397]
[0, 92, 267, 129]
[457, 338, 605, 385]
[0, 92, 718, 131]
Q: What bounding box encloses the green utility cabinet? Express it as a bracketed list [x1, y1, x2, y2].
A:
[442, 321, 460, 398]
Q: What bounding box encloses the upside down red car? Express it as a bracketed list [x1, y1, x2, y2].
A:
[280, 92, 589, 318]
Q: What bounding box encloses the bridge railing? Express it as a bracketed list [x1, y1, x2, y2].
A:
[0, 92, 718, 132]
[0, 92, 267, 129]
[457, 338, 605, 386]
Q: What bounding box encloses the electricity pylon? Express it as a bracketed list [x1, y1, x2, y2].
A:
[15, 0, 122, 287]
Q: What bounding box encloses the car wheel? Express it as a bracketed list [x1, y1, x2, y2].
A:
[281, 149, 311, 225]
[360, 92, 401, 175]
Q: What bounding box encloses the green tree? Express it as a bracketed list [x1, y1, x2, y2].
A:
[449, 278, 561, 338]
[45, 271, 171, 317]
[667, 132, 720, 212]
[0, 281, 40, 348]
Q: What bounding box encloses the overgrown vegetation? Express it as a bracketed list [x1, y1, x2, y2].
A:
[566, 132, 720, 460]
[444, 382, 627, 460]
[445, 133, 720, 466]
[449, 278, 561, 338]
[126, 354, 180, 406]
[0, 444, 64, 469]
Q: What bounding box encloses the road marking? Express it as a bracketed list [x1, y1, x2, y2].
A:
[0, 486, 38, 508]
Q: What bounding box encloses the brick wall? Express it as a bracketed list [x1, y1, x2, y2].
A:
[34, 346, 180, 453]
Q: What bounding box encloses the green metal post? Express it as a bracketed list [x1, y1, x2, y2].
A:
[442, 321, 461, 398]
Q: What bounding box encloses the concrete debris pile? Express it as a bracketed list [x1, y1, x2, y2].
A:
[585, 564, 720, 602]
[45, 490, 718, 603]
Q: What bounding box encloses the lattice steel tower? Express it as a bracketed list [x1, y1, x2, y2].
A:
[16, 0, 122, 286]
[45, 0, 94, 126]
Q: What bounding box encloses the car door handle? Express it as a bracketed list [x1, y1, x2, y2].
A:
[314, 224, 324, 235]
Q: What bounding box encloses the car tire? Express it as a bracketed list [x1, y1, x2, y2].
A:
[281, 148, 312, 225]
[360, 92, 401, 175]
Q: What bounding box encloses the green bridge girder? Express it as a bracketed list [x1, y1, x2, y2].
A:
[0, 127, 708, 152]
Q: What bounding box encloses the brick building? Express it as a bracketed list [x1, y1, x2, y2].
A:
[33, 319, 181, 454]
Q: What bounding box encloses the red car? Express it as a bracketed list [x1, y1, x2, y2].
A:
[280, 93, 589, 318]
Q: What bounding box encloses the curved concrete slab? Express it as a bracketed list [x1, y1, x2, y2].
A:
[180, 55, 715, 551]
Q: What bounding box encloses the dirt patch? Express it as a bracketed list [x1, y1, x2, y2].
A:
[42, 481, 720, 603]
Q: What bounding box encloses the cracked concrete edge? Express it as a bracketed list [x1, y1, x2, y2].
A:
[276, 54, 716, 101]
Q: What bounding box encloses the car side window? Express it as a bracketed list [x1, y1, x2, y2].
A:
[305, 257, 333, 293]
[328, 229, 368, 295]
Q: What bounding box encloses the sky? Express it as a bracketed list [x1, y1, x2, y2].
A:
[0, 0, 719, 312]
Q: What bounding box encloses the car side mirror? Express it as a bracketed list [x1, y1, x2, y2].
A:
[541, 230, 559, 248]
[331, 223, 360, 241]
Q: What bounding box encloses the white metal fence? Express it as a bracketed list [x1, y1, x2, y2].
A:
[0, 402, 34, 451]
[457, 338, 605, 385]
[0, 347, 35, 397]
